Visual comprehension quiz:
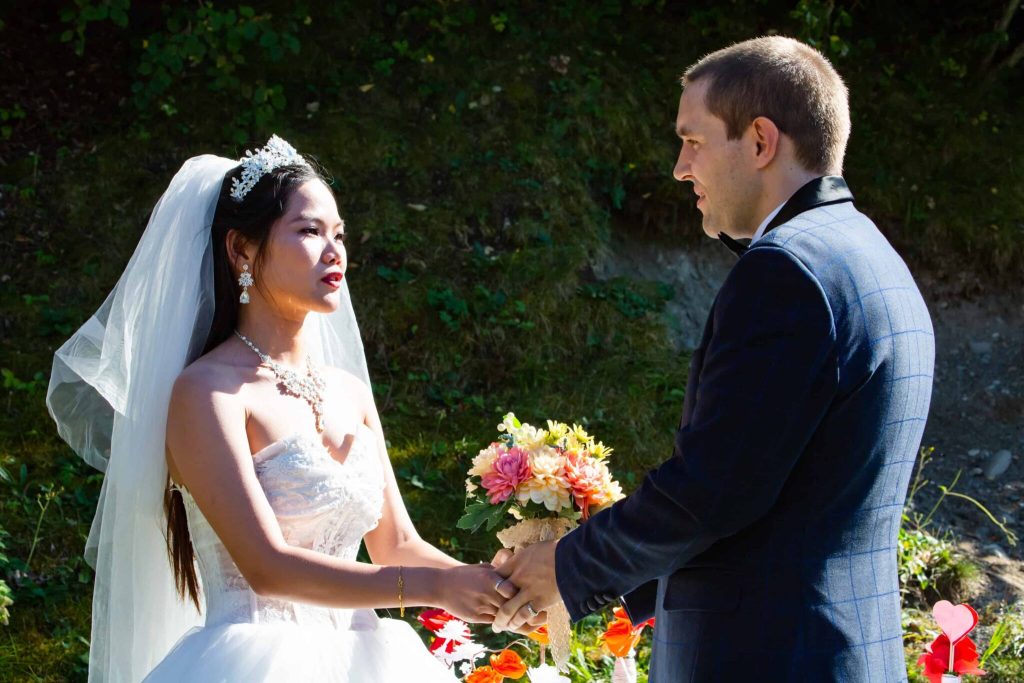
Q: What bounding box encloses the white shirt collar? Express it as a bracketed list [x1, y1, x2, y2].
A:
[751, 201, 787, 244]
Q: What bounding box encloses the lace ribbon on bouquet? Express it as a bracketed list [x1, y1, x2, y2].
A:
[496, 517, 577, 671]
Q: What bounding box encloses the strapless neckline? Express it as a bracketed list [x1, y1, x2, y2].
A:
[251, 423, 375, 466]
[169, 424, 377, 493]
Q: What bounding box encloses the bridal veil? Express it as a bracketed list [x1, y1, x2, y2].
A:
[45, 152, 371, 681]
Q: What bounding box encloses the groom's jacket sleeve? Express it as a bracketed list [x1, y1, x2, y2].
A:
[555, 246, 839, 622]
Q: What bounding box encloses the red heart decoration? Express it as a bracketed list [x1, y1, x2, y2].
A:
[932, 600, 978, 644]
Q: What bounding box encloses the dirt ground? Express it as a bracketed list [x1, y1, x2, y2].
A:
[913, 275, 1024, 607]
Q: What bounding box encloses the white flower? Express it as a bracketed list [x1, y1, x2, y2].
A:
[436, 619, 471, 643]
[430, 621, 482, 668]
[468, 444, 501, 478]
[517, 449, 571, 511]
[498, 413, 548, 449]
[449, 640, 486, 665]
[528, 664, 571, 683]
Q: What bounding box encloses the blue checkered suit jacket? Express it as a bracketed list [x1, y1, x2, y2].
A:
[555, 177, 934, 682]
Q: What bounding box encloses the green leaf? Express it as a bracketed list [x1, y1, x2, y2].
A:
[979, 620, 1008, 668]
[456, 501, 493, 532]
[259, 30, 278, 48]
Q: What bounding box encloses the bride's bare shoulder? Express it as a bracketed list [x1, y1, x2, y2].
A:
[172, 345, 250, 405]
[324, 366, 375, 413]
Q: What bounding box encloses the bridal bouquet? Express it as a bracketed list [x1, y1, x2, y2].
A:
[458, 413, 624, 531]
[458, 413, 626, 670]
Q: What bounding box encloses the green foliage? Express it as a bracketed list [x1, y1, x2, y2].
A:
[0, 526, 13, 626]
[580, 279, 673, 320]
[0, 104, 26, 141]
[980, 606, 1024, 677]
[59, 0, 130, 56]
[132, 4, 305, 142]
[789, 0, 853, 57]
[898, 526, 979, 609]
[1, 369, 46, 394]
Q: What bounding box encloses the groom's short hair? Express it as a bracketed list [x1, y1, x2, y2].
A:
[683, 36, 851, 176]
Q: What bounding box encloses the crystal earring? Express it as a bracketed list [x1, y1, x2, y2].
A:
[238, 264, 254, 304]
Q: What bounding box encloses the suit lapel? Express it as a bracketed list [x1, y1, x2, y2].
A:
[762, 175, 854, 236]
[716, 176, 854, 256]
[679, 296, 717, 431]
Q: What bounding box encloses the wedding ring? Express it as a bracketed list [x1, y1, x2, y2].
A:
[525, 602, 539, 617]
[494, 577, 507, 592]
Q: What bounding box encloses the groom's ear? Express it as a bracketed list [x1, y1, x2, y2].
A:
[750, 116, 781, 169]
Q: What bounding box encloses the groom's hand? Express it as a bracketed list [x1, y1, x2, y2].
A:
[491, 540, 560, 633]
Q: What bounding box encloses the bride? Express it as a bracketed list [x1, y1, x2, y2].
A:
[46, 136, 534, 681]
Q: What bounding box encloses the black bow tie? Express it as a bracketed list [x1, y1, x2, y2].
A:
[718, 232, 750, 257]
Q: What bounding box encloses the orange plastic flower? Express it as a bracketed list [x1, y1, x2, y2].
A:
[465, 665, 505, 683]
[527, 624, 550, 645]
[489, 649, 527, 679]
[613, 606, 655, 630]
[601, 616, 642, 657]
[600, 607, 655, 658]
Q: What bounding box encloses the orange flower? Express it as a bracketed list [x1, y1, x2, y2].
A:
[527, 625, 550, 645]
[489, 649, 527, 679]
[613, 606, 655, 630]
[465, 665, 505, 683]
[600, 607, 655, 658]
[601, 616, 642, 657]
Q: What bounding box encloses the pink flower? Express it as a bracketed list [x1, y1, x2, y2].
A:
[481, 447, 532, 504]
[564, 451, 618, 519]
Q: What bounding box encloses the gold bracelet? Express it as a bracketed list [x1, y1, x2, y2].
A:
[397, 566, 405, 618]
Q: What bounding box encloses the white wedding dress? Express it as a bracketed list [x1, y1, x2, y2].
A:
[145, 423, 458, 682]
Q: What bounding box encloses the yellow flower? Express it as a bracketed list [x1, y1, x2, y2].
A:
[571, 423, 593, 445]
[545, 420, 569, 445]
[590, 441, 613, 460]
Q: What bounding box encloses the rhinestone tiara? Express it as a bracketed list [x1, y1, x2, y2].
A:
[230, 134, 310, 201]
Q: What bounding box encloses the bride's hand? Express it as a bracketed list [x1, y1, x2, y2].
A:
[438, 563, 516, 625]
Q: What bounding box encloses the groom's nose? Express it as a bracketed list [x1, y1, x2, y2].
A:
[674, 146, 692, 182]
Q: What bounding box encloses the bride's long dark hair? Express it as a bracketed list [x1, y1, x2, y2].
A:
[165, 159, 328, 610]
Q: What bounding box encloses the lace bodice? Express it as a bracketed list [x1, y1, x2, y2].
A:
[176, 423, 385, 629]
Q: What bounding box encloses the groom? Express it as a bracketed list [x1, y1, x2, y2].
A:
[492, 36, 934, 682]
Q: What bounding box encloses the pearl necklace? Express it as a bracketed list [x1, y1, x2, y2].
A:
[234, 331, 327, 433]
